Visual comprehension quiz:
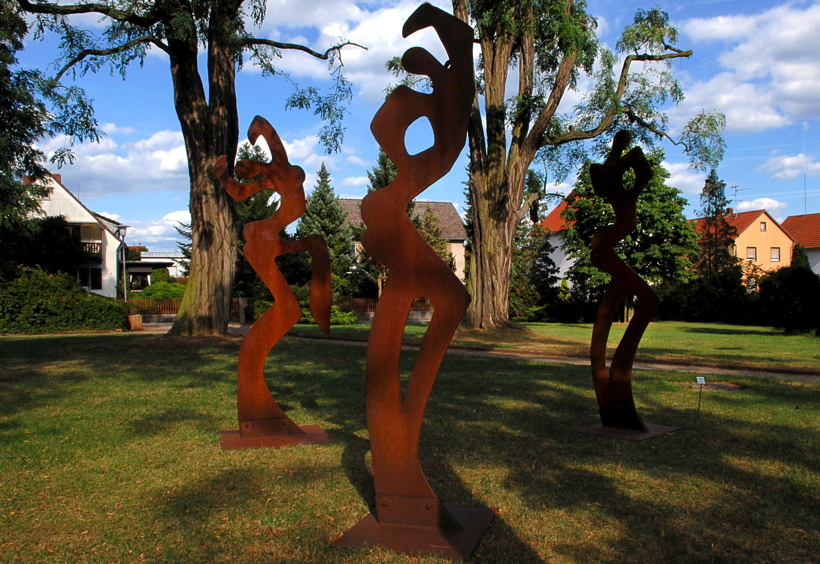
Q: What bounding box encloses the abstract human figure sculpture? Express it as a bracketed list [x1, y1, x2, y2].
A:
[214, 116, 332, 450]
[332, 3, 493, 558]
[581, 130, 675, 439]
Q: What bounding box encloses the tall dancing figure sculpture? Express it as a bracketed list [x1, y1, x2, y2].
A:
[332, 3, 493, 558]
[214, 116, 332, 450]
[579, 130, 677, 439]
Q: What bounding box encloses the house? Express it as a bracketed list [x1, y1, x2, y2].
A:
[126, 250, 187, 288]
[782, 212, 820, 275]
[339, 199, 468, 282]
[692, 209, 793, 276]
[540, 199, 574, 280]
[30, 173, 127, 298]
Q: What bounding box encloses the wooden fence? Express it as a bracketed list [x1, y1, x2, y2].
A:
[126, 296, 433, 315]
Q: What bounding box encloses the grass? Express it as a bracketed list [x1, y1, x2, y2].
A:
[288, 320, 820, 372]
[1, 331, 819, 563]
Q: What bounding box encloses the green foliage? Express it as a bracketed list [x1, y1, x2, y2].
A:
[138, 281, 186, 299]
[560, 149, 699, 300]
[296, 163, 355, 294]
[759, 266, 820, 334]
[697, 169, 738, 275]
[297, 305, 358, 326]
[656, 265, 754, 325]
[415, 204, 456, 271]
[792, 244, 811, 271]
[126, 246, 147, 261]
[0, 215, 86, 280]
[509, 224, 559, 320]
[151, 268, 171, 285]
[0, 267, 128, 333]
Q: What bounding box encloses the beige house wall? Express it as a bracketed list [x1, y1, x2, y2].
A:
[731, 213, 793, 273]
[448, 242, 466, 282]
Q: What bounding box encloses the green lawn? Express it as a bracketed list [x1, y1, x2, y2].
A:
[289, 320, 820, 371]
[1, 332, 819, 563]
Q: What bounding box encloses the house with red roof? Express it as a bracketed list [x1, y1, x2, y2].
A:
[339, 199, 468, 282]
[540, 199, 576, 280]
[782, 212, 820, 275]
[691, 209, 794, 276]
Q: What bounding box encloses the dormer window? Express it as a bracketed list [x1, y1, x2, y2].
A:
[760, 221, 767, 232]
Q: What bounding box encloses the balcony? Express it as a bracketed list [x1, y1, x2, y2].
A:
[82, 241, 103, 261]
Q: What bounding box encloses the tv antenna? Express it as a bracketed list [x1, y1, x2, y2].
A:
[730, 184, 749, 214]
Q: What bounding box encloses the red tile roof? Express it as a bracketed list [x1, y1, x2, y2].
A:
[339, 198, 467, 241]
[690, 209, 793, 241]
[540, 200, 573, 233]
[782, 213, 820, 249]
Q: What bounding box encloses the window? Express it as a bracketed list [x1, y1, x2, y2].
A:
[760, 221, 767, 232]
[746, 247, 757, 261]
[76, 268, 103, 290]
[771, 247, 780, 262]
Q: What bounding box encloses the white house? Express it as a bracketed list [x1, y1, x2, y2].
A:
[541, 200, 575, 280]
[30, 173, 127, 298]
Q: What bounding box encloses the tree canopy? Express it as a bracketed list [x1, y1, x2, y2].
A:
[560, 148, 700, 300]
[450, 0, 725, 328]
[16, 0, 362, 336]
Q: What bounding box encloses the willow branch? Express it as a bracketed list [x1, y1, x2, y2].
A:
[53, 36, 171, 82]
[242, 38, 367, 60]
[16, 0, 163, 27]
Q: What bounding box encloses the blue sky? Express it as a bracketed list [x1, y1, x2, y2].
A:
[18, 0, 820, 249]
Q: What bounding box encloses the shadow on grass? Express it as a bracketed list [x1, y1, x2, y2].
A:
[2, 333, 819, 562]
[681, 326, 780, 336]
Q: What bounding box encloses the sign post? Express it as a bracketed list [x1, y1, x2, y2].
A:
[696, 377, 706, 418]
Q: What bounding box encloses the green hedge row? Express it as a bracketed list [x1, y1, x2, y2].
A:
[0, 268, 129, 334]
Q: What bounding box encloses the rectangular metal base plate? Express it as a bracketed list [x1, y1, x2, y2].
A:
[573, 423, 679, 441]
[331, 504, 494, 560]
[218, 424, 332, 450]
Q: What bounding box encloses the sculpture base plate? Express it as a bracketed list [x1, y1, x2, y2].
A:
[574, 423, 678, 441]
[331, 504, 495, 560]
[218, 425, 331, 450]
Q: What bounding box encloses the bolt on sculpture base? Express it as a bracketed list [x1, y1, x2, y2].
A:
[332, 3, 491, 558]
[214, 115, 333, 451]
[574, 130, 677, 441]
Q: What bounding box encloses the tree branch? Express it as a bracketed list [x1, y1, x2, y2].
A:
[242, 38, 367, 60]
[16, 0, 164, 27]
[53, 36, 170, 82]
[543, 47, 693, 147]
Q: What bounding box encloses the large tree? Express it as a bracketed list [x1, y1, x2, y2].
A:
[451, 0, 725, 328]
[560, 148, 700, 300]
[18, 0, 361, 336]
[696, 169, 737, 276]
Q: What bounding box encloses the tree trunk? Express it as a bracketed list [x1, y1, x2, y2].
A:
[167, 6, 239, 336]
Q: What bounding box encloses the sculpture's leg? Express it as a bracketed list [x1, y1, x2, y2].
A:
[218, 292, 331, 449]
[367, 273, 469, 529]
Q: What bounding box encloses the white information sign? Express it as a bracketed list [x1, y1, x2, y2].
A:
[696, 377, 706, 385]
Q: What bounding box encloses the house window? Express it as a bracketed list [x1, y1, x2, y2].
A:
[771, 247, 780, 262]
[77, 268, 103, 290]
[746, 247, 757, 261]
[760, 221, 767, 232]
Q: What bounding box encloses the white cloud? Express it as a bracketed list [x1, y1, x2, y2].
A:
[664, 161, 706, 195]
[101, 123, 137, 136]
[757, 153, 820, 181]
[341, 176, 369, 188]
[737, 198, 788, 221]
[677, 3, 820, 133]
[127, 210, 191, 246]
[346, 155, 368, 166]
[37, 130, 189, 199]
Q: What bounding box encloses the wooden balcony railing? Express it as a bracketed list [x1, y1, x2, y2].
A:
[81, 241, 102, 259]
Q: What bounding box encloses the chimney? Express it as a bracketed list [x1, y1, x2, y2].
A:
[725, 207, 733, 216]
[52, 174, 62, 184]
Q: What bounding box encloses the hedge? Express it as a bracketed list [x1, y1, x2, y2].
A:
[0, 267, 129, 334]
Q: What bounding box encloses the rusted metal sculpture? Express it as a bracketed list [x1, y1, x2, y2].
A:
[214, 116, 332, 450]
[577, 130, 677, 440]
[332, 3, 493, 559]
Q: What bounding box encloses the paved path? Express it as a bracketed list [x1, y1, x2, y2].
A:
[139, 322, 820, 383]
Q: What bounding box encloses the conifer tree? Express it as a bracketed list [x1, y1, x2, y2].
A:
[697, 169, 738, 275]
[296, 163, 355, 293]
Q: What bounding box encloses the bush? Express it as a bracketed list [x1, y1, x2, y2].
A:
[151, 268, 171, 285]
[0, 267, 128, 333]
[759, 266, 820, 333]
[298, 305, 358, 326]
[138, 281, 186, 299]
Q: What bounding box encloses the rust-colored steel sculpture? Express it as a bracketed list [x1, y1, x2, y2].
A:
[332, 3, 493, 559]
[577, 130, 677, 440]
[214, 116, 332, 450]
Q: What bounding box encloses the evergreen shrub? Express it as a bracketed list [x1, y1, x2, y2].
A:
[0, 267, 128, 333]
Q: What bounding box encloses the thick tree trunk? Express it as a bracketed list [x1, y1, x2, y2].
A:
[167, 7, 239, 336]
